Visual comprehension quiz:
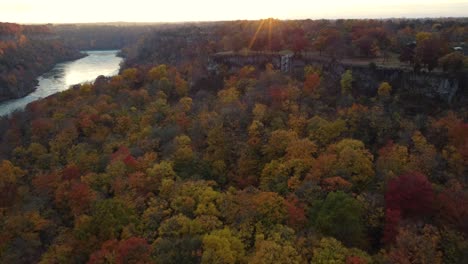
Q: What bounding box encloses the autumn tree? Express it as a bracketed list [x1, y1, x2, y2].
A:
[388, 224, 443, 264]
[307, 116, 346, 147]
[414, 32, 446, 71]
[0, 160, 25, 207]
[262, 130, 298, 160]
[311, 237, 371, 264]
[154, 214, 202, 263]
[436, 181, 468, 235]
[303, 72, 321, 98]
[148, 64, 168, 81]
[385, 171, 435, 218]
[250, 236, 304, 264]
[382, 208, 402, 245]
[377, 82, 392, 99]
[88, 237, 152, 264]
[260, 137, 316, 194]
[313, 28, 343, 57]
[409, 131, 437, 177]
[82, 199, 137, 242]
[201, 228, 245, 264]
[325, 139, 375, 189]
[439, 51, 466, 73]
[376, 141, 410, 181]
[172, 135, 196, 178]
[399, 43, 416, 65]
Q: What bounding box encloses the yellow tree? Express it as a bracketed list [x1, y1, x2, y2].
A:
[378, 82, 392, 99]
[262, 130, 298, 160]
[325, 139, 374, 190]
[340, 70, 353, 95]
[0, 160, 25, 206]
[376, 141, 410, 181]
[409, 131, 437, 177]
[148, 65, 168, 81]
[201, 228, 245, 264]
[250, 237, 303, 264]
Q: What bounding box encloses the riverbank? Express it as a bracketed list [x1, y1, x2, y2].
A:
[0, 50, 122, 116]
[0, 43, 84, 103]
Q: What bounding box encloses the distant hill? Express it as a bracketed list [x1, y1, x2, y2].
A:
[0, 22, 83, 102]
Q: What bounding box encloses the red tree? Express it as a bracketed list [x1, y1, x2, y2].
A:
[304, 73, 320, 96]
[68, 182, 96, 216]
[385, 172, 435, 218]
[111, 146, 138, 168]
[382, 208, 401, 244]
[346, 256, 368, 264]
[61, 164, 81, 181]
[437, 182, 468, 235]
[285, 195, 306, 229]
[88, 237, 151, 264]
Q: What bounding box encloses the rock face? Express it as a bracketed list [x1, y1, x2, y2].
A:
[312, 61, 464, 104]
[210, 53, 467, 105]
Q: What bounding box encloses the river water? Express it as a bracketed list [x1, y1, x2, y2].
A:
[0, 50, 122, 116]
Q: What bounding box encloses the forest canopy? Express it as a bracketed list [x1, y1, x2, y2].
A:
[0, 18, 467, 263]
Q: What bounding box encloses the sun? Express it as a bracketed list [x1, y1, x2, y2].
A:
[248, 18, 277, 52]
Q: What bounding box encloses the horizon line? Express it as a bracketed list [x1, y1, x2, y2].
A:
[4, 16, 468, 25]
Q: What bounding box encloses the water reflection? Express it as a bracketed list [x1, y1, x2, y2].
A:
[0, 50, 122, 116]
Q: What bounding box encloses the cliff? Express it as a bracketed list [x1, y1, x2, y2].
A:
[209, 52, 467, 106]
[304, 60, 466, 105]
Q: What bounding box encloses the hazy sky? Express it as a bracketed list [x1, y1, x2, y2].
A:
[1, 0, 468, 23]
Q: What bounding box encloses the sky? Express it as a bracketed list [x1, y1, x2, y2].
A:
[1, 0, 467, 24]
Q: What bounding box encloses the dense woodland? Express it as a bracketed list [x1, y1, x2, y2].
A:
[123, 18, 468, 73]
[2, 18, 468, 101]
[51, 23, 160, 51]
[0, 18, 468, 263]
[0, 23, 83, 101]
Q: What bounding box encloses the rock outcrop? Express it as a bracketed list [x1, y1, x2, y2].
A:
[210, 52, 467, 105]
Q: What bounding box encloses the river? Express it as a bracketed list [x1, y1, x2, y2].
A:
[0, 50, 122, 116]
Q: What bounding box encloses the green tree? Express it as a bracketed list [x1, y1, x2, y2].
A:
[340, 70, 353, 95]
[85, 199, 137, 241]
[311, 191, 366, 248]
